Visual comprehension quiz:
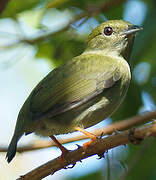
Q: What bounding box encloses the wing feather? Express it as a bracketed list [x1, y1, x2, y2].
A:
[29, 54, 121, 119]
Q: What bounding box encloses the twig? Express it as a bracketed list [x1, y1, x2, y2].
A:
[0, 0, 10, 15]
[1, 0, 127, 48]
[18, 121, 156, 180]
[1, 110, 156, 153]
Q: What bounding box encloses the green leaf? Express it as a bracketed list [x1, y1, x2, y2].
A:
[124, 139, 156, 180]
[35, 31, 86, 67]
[1, 0, 40, 18]
[104, 2, 124, 20]
[67, 171, 102, 180]
[35, 41, 54, 61]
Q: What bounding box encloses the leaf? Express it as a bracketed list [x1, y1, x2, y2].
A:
[104, 2, 124, 20]
[35, 41, 54, 61]
[131, 1, 156, 104]
[35, 31, 85, 67]
[124, 139, 156, 180]
[1, 0, 40, 18]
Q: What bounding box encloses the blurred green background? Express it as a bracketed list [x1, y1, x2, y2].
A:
[0, 0, 156, 179]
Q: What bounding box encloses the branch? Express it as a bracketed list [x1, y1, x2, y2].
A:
[0, 111, 156, 153]
[1, 0, 127, 48]
[18, 121, 156, 180]
[0, 0, 10, 15]
[1, 110, 156, 153]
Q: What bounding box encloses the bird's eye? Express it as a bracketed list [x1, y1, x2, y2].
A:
[103, 27, 113, 36]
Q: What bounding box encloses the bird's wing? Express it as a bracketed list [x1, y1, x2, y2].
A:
[29, 54, 121, 119]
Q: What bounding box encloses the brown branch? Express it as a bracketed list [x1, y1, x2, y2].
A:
[18, 121, 156, 180]
[1, 0, 127, 48]
[87, 0, 126, 14]
[101, 0, 126, 11]
[1, 110, 156, 153]
[0, 0, 10, 15]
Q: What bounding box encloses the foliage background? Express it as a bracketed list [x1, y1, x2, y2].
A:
[0, 0, 156, 179]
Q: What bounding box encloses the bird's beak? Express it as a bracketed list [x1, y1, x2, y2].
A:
[123, 25, 143, 35]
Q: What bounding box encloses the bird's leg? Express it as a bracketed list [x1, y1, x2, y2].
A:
[49, 135, 69, 162]
[75, 127, 97, 149]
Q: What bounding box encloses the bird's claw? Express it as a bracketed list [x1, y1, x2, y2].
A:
[63, 163, 76, 169]
[99, 132, 104, 139]
[97, 152, 105, 159]
[76, 144, 82, 149]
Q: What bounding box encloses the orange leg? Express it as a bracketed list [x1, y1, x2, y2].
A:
[75, 127, 97, 149]
[49, 135, 69, 162]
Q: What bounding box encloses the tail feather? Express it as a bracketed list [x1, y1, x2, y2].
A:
[6, 132, 23, 163]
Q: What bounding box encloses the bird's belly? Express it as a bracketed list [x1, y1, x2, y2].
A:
[34, 80, 129, 136]
[76, 87, 125, 129]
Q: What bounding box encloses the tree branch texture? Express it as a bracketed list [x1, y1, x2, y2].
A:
[18, 120, 156, 180]
[1, 110, 156, 153]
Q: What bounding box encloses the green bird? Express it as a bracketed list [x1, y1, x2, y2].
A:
[6, 20, 142, 163]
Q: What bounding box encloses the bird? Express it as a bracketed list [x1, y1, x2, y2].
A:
[6, 20, 142, 163]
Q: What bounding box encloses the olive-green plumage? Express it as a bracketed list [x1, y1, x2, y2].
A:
[6, 20, 142, 163]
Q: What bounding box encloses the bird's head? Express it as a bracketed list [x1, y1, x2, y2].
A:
[86, 20, 142, 60]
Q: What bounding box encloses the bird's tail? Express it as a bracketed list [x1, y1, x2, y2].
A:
[6, 131, 23, 163]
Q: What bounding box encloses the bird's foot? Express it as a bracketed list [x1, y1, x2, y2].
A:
[59, 146, 70, 163]
[83, 136, 97, 149]
[75, 127, 98, 149]
[49, 135, 69, 162]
